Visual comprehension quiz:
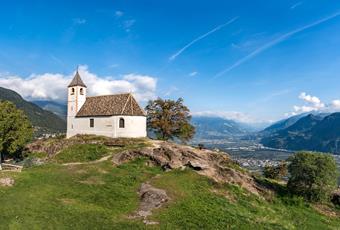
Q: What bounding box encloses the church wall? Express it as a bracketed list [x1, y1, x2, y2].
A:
[66, 115, 146, 138]
[113, 115, 147, 138]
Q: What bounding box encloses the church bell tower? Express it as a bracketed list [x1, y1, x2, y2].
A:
[66, 69, 87, 138]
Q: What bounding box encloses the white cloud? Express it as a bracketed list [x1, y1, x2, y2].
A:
[189, 71, 198, 77]
[331, 100, 340, 109]
[286, 92, 340, 116]
[0, 65, 157, 103]
[191, 110, 260, 124]
[115, 11, 124, 17]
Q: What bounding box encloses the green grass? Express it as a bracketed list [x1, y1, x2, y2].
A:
[0, 158, 161, 229]
[1, 155, 340, 229]
[148, 170, 340, 230]
[54, 144, 109, 163]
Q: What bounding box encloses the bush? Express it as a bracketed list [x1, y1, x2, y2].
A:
[263, 161, 288, 180]
[287, 152, 338, 202]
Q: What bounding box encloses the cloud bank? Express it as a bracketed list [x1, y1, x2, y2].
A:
[286, 92, 340, 116]
[0, 65, 157, 103]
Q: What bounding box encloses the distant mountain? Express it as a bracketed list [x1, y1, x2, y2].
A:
[0, 87, 66, 136]
[191, 116, 251, 141]
[261, 113, 309, 135]
[261, 113, 340, 154]
[32, 100, 67, 119]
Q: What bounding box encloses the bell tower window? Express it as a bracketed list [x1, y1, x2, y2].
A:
[80, 88, 84, 95]
[71, 88, 75, 95]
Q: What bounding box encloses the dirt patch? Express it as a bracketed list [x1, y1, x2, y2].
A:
[313, 204, 340, 218]
[112, 141, 264, 195]
[210, 188, 237, 203]
[59, 198, 77, 205]
[130, 183, 169, 224]
[0, 177, 15, 187]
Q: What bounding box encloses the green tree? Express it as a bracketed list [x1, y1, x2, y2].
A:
[263, 161, 288, 180]
[0, 101, 33, 168]
[287, 151, 338, 202]
[145, 98, 195, 143]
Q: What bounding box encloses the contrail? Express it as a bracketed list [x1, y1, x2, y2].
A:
[214, 11, 340, 79]
[169, 17, 239, 61]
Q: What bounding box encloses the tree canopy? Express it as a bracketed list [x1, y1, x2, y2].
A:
[287, 151, 338, 202]
[0, 101, 33, 163]
[145, 98, 195, 142]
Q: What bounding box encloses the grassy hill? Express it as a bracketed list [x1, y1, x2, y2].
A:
[0, 87, 66, 136]
[1, 137, 339, 229]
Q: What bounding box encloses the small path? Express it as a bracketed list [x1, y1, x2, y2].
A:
[62, 154, 112, 166]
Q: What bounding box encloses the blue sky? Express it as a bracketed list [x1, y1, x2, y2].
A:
[0, 0, 340, 123]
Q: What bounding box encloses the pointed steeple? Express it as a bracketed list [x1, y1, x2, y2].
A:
[68, 69, 87, 88]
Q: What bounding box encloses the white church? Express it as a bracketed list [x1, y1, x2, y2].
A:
[66, 70, 147, 138]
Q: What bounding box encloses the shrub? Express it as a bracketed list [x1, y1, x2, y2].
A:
[263, 161, 288, 180]
[287, 151, 338, 202]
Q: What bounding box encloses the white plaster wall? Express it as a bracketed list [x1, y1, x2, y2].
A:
[67, 116, 146, 138]
[114, 116, 147, 138]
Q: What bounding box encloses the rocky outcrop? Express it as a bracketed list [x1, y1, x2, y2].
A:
[130, 183, 169, 224]
[113, 141, 263, 195]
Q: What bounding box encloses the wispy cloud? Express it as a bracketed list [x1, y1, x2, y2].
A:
[115, 11, 124, 17]
[164, 86, 179, 96]
[214, 11, 340, 78]
[72, 18, 86, 25]
[290, 2, 303, 10]
[189, 71, 198, 77]
[123, 19, 136, 32]
[169, 17, 239, 61]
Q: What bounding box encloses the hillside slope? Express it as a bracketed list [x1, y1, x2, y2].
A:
[0, 87, 66, 135]
[261, 113, 340, 154]
[1, 137, 339, 229]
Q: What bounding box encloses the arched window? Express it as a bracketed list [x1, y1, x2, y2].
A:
[80, 88, 84, 95]
[119, 118, 125, 128]
[71, 88, 75, 95]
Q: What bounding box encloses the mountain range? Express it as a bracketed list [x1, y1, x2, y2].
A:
[261, 113, 340, 154]
[0, 87, 66, 136]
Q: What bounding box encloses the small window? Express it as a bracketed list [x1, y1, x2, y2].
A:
[80, 88, 84, 95]
[71, 88, 75, 95]
[119, 118, 125, 128]
[90, 119, 94, 128]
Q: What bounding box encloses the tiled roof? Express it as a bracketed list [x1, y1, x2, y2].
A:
[68, 71, 87, 88]
[76, 93, 146, 117]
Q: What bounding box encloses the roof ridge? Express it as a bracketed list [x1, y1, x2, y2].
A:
[86, 93, 130, 98]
